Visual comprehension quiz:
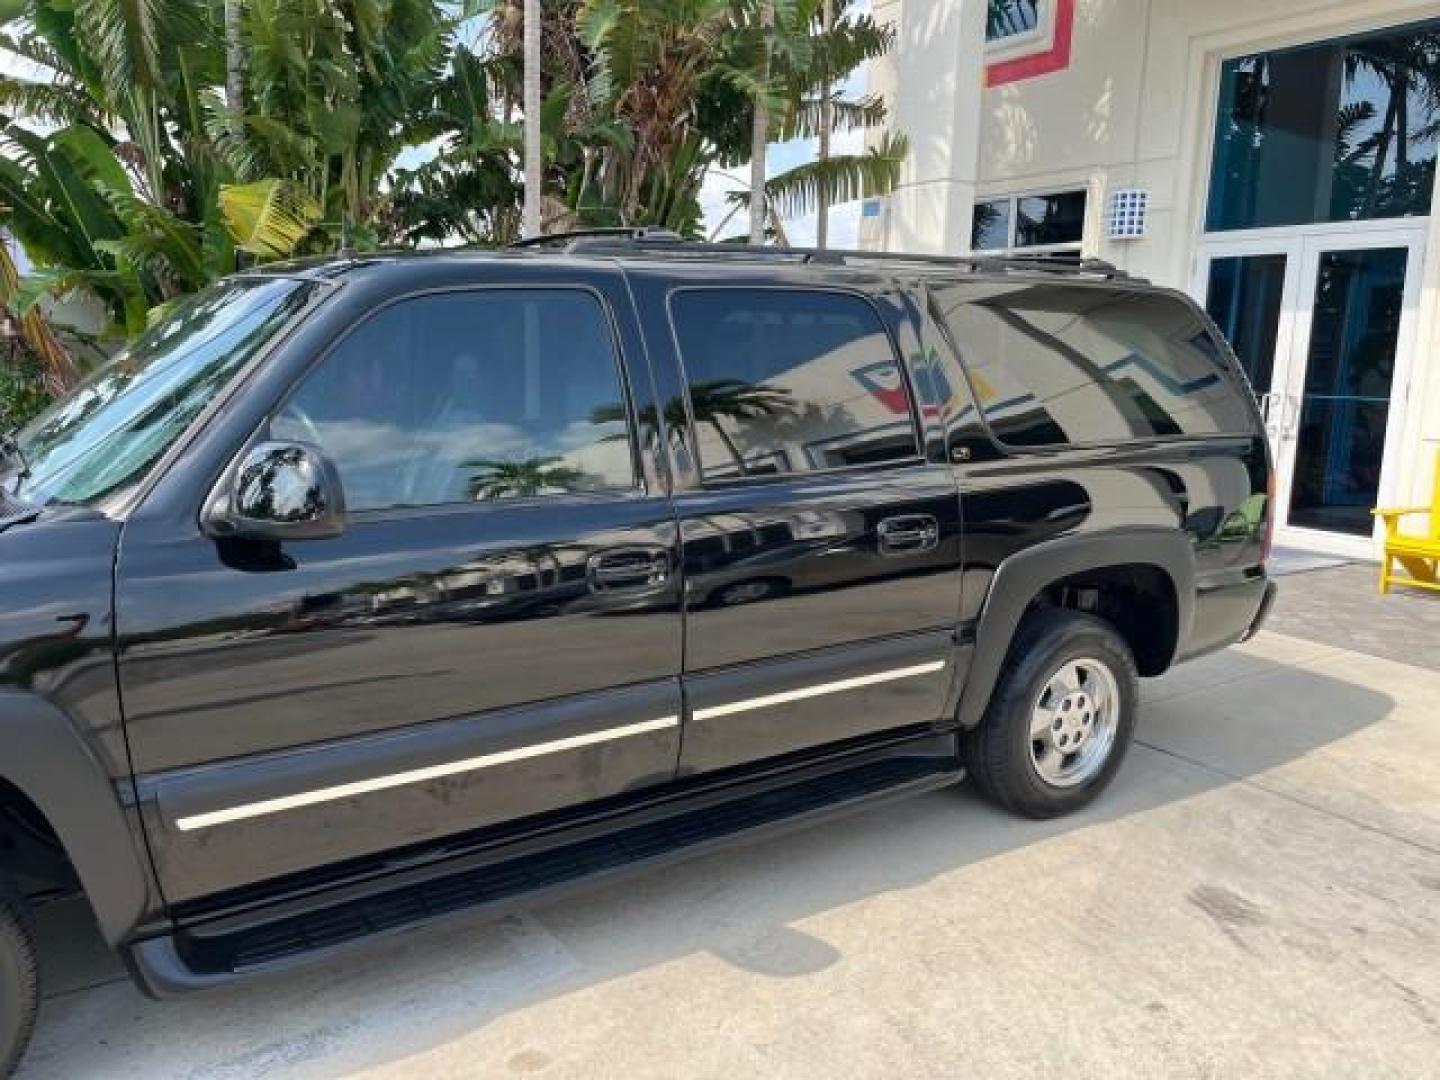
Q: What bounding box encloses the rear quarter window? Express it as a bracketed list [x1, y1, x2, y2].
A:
[929, 281, 1255, 448]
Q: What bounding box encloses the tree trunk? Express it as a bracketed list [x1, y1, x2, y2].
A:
[749, 0, 775, 245]
[1363, 86, 1400, 217]
[816, 0, 833, 249]
[224, 0, 244, 119]
[523, 0, 543, 239]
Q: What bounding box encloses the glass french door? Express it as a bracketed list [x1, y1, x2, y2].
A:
[1198, 225, 1425, 557]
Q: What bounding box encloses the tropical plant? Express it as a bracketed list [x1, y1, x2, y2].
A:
[0, 0, 451, 335]
[698, 0, 906, 241]
[0, 348, 50, 429]
[565, 0, 738, 231]
[1, 0, 911, 361]
[1, 227, 75, 394]
[387, 43, 530, 245]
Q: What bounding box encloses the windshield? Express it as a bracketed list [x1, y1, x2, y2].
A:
[2, 277, 322, 508]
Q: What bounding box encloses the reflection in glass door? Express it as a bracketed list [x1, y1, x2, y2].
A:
[1200, 231, 1422, 554]
[1204, 253, 1289, 433]
[1288, 248, 1406, 536]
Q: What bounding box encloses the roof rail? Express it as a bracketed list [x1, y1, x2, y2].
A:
[508, 230, 1138, 281]
[508, 227, 685, 250]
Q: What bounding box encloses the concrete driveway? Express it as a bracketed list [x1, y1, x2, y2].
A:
[18, 611, 1440, 1077]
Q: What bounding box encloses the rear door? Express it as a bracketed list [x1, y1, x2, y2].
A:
[117, 267, 684, 903]
[627, 266, 965, 775]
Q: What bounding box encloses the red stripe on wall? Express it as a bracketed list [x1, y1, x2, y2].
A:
[985, 0, 1076, 88]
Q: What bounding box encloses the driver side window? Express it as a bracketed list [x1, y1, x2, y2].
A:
[273, 289, 637, 511]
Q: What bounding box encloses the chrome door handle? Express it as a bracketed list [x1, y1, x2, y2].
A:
[587, 547, 671, 593]
[876, 515, 940, 556]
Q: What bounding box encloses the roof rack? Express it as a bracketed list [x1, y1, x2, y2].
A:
[507, 230, 1137, 281]
[507, 227, 685, 250]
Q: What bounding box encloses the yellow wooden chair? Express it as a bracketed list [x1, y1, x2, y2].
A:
[1374, 448, 1440, 595]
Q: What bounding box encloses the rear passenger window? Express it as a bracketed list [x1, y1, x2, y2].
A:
[272, 290, 635, 511]
[669, 289, 920, 480]
[930, 282, 1253, 447]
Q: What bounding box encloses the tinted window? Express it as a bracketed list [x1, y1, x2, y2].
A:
[987, 0, 1041, 43]
[1015, 191, 1086, 248]
[1205, 253, 1286, 392]
[1208, 21, 1440, 231]
[273, 290, 635, 510]
[930, 282, 1254, 447]
[972, 199, 1012, 251]
[971, 191, 1085, 252]
[669, 289, 920, 480]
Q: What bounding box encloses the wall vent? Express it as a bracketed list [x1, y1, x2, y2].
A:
[1107, 188, 1149, 240]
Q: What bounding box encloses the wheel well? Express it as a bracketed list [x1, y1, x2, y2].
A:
[1024, 563, 1179, 677]
[0, 778, 79, 900]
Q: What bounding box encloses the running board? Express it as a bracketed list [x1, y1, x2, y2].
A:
[129, 754, 960, 995]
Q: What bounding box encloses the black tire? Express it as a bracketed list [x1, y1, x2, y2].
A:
[0, 877, 38, 1080]
[961, 609, 1139, 819]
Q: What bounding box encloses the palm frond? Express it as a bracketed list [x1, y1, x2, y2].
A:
[760, 131, 908, 219]
[73, 0, 167, 89]
[0, 75, 108, 128]
[0, 236, 79, 392]
[779, 92, 886, 141]
[218, 177, 321, 258]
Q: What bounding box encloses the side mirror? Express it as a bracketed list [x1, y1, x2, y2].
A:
[204, 441, 347, 542]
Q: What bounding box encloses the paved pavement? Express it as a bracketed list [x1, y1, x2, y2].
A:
[17, 577, 1440, 1079]
[1264, 559, 1440, 672]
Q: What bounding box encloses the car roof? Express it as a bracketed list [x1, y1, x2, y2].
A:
[250, 231, 1150, 290]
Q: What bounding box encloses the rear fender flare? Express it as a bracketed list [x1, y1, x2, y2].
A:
[956, 528, 1195, 729]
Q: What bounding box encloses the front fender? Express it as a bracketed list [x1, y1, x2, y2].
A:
[0, 690, 157, 944]
[955, 527, 1196, 729]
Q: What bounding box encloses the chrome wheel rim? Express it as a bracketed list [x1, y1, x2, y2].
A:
[1028, 658, 1120, 789]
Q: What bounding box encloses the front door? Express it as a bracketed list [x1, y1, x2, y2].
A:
[1198, 226, 1424, 556]
[118, 279, 684, 904]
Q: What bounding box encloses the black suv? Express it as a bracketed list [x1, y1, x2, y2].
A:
[0, 234, 1275, 1073]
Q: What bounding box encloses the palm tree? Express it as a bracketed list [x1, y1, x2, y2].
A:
[749, 0, 775, 244]
[225, 0, 244, 117]
[816, 0, 833, 249]
[522, 0, 542, 237]
[572, 0, 737, 229]
[388, 45, 526, 245]
[700, 0, 905, 241]
[464, 456, 589, 500]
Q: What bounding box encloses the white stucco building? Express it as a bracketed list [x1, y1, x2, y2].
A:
[863, 0, 1440, 558]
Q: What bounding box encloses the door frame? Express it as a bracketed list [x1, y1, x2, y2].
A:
[1193, 219, 1427, 558]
